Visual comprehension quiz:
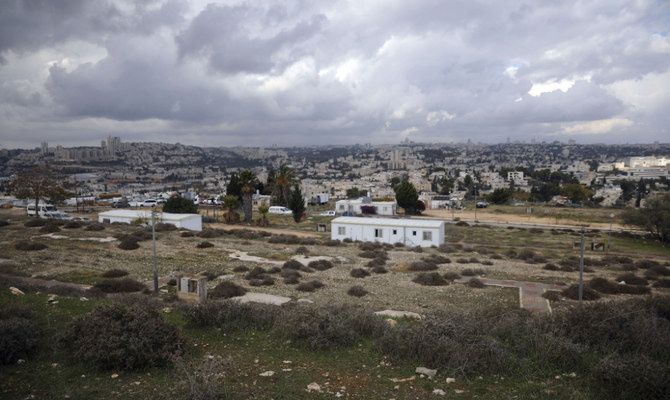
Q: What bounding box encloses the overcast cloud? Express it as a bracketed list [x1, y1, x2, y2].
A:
[1, 0, 669, 148]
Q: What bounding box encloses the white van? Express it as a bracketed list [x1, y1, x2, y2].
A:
[26, 204, 57, 217]
[268, 206, 292, 214]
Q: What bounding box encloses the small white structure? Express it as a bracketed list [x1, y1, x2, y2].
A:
[335, 198, 397, 216]
[331, 217, 444, 247]
[98, 210, 202, 231]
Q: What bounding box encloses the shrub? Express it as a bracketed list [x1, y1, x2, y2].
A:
[615, 273, 648, 286]
[371, 265, 388, 274]
[93, 278, 146, 293]
[592, 354, 670, 400]
[467, 278, 485, 288]
[347, 285, 368, 297]
[232, 265, 249, 273]
[408, 261, 437, 271]
[308, 259, 334, 271]
[15, 241, 47, 251]
[84, 223, 105, 231]
[322, 239, 341, 247]
[359, 242, 382, 251]
[542, 291, 561, 302]
[24, 219, 47, 227]
[424, 255, 451, 264]
[180, 231, 194, 237]
[0, 220, 9, 227]
[64, 221, 82, 229]
[443, 271, 461, 281]
[152, 223, 177, 232]
[118, 238, 140, 250]
[245, 267, 267, 280]
[296, 280, 324, 292]
[181, 300, 278, 332]
[649, 265, 670, 276]
[490, 253, 503, 260]
[282, 259, 304, 270]
[167, 279, 177, 286]
[589, 277, 651, 295]
[621, 263, 638, 271]
[58, 303, 184, 370]
[249, 277, 275, 287]
[198, 229, 218, 238]
[543, 263, 560, 271]
[653, 279, 670, 288]
[131, 230, 153, 241]
[410, 246, 424, 253]
[0, 305, 42, 365]
[437, 244, 455, 253]
[295, 246, 309, 255]
[481, 260, 493, 266]
[350, 268, 370, 278]
[102, 269, 129, 278]
[645, 270, 660, 280]
[280, 269, 301, 279]
[461, 268, 485, 276]
[267, 266, 281, 274]
[455, 221, 469, 226]
[210, 281, 247, 299]
[413, 272, 448, 286]
[284, 276, 300, 285]
[561, 284, 600, 300]
[366, 257, 386, 268]
[39, 223, 60, 233]
[636, 259, 661, 269]
[468, 257, 480, 264]
[358, 251, 379, 259]
[456, 258, 470, 264]
[197, 241, 214, 248]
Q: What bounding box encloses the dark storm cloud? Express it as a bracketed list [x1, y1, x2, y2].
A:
[0, 0, 669, 148]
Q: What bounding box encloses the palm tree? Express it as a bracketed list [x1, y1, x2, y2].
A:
[221, 195, 240, 224]
[238, 169, 257, 223]
[271, 165, 298, 207]
[257, 205, 269, 227]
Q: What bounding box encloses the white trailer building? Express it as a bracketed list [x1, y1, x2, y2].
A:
[331, 217, 444, 247]
[98, 210, 202, 231]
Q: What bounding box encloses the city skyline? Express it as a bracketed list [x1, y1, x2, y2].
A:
[1, 0, 669, 149]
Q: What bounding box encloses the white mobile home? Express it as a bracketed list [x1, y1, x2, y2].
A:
[335, 198, 397, 216]
[98, 210, 202, 231]
[331, 217, 444, 247]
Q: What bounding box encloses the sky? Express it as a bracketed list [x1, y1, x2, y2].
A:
[1, 0, 669, 149]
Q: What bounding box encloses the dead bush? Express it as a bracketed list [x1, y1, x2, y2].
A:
[0, 305, 43, 365]
[467, 278, 485, 288]
[350, 268, 370, 278]
[93, 278, 146, 293]
[359, 242, 383, 251]
[308, 259, 334, 271]
[180, 231, 195, 237]
[408, 261, 437, 271]
[232, 265, 249, 273]
[347, 285, 368, 297]
[84, 223, 105, 231]
[561, 284, 600, 300]
[653, 279, 670, 288]
[267, 266, 281, 274]
[284, 276, 300, 285]
[542, 291, 561, 302]
[649, 265, 670, 276]
[64, 221, 82, 229]
[592, 354, 670, 400]
[490, 253, 503, 260]
[249, 277, 275, 287]
[455, 221, 469, 226]
[437, 244, 455, 253]
[461, 268, 485, 276]
[296, 280, 324, 292]
[322, 239, 341, 247]
[621, 263, 638, 271]
[295, 246, 309, 255]
[282, 259, 304, 270]
[101, 269, 129, 278]
[481, 260, 493, 266]
[543, 263, 560, 271]
[371, 265, 388, 274]
[424, 255, 451, 264]
[39, 223, 60, 233]
[198, 229, 218, 238]
[413, 272, 448, 286]
[14, 241, 47, 251]
[410, 246, 424, 253]
[615, 273, 648, 286]
[645, 270, 660, 280]
[0, 220, 9, 227]
[636, 259, 661, 270]
[280, 269, 301, 279]
[197, 241, 214, 249]
[245, 267, 267, 280]
[456, 258, 470, 264]
[443, 271, 461, 281]
[24, 219, 47, 227]
[589, 277, 651, 295]
[468, 257, 480, 264]
[210, 281, 247, 299]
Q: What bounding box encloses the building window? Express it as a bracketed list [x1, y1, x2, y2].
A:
[338, 227, 345, 235]
[375, 228, 383, 238]
[412, 230, 417, 236]
[423, 231, 432, 241]
[392, 229, 397, 235]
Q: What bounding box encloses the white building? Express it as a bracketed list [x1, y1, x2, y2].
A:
[98, 210, 202, 231]
[335, 198, 397, 216]
[331, 217, 445, 247]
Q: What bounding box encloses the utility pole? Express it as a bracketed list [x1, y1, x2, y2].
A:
[607, 213, 614, 251]
[152, 209, 158, 294]
[474, 184, 478, 223]
[451, 200, 455, 242]
[578, 227, 585, 305]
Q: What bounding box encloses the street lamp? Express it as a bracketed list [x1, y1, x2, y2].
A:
[474, 185, 478, 223]
[607, 213, 614, 251]
[451, 200, 455, 242]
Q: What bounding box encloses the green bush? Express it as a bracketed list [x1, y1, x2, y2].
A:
[58, 303, 184, 370]
[181, 300, 277, 332]
[0, 305, 42, 365]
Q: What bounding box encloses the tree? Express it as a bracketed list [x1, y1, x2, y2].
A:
[531, 183, 561, 202]
[288, 184, 305, 223]
[8, 167, 69, 216]
[621, 192, 670, 243]
[162, 195, 198, 214]
[238, 170, 257, 223]
[221, 195, 240, 224]
[561, 183, 592, 204]
[271, 165, 298, 207]
[346, 187, 366, 199]
[487, 188, 511, 204]
[257, 205, 269, 227]
[394, 179, 418, 215]
[226, 173, 242, 200]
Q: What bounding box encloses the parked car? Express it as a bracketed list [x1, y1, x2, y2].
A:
[139, 199, 158, 207]
[26, 204, 57, 217]
[43, 212, 73, 220]
[72, 217, 91, 222]
[476, 201, 488, 208]
[320, 210, 336, 216]
[113, 201, 130, 208]
[268, 206, 292, 214]
[156, 198, 167, 204]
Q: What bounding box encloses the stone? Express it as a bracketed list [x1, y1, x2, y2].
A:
[79, 297, 89, 301]
[375, 310, 422, 320]
[385, 318, 397, 328]
[306, 382, 322, 392]
[415, 367, 437, 377]
[297, 298, 314, 303]
[259, 371, 275, 377]
[111, 373, 119, 379]
[9, 287, 24, 296]
[433, 389, 446, 396]
[446, 377, 456, 384]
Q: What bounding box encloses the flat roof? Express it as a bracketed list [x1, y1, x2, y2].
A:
[98, 210, 200, 221]
[331, 216, 444, 228]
